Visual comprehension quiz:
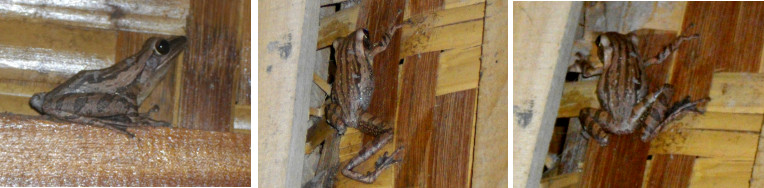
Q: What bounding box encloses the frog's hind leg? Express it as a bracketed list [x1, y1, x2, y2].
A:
[341, 112, 402, 184]
[579, 108, 612, 146]
[641, 96, 709, 141]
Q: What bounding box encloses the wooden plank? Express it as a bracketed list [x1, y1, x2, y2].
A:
[0, 114, 249, 186]
[513, 2, 580, 187]
[429, 89, 477, 187]
[689, 158, 753, 188]
[258, 0, 319, 187]
[0, 0, 189, 35]
[580, 135, 650, 187]
[540, 172, 582, 188]
[316, 5, 359, 49]
[674, 112, 763, 132]
[752, 132, 764, 187]
[399, 19, 483, 59]
[317, 1, 485, 50]
[706, 73, 764, 114]
[234, 0, 251, 105]
[719, 2, 764, 73]
[115, 31, 177, 126]
[649, 129, 759, 160]
[559, 118, 587, 174]
[557, 80, 598, 118]
[436, 45, 481, 96]
[394, 51, 440, 187]
[178, 0, 243, 131]
[645, 155, 694, 188]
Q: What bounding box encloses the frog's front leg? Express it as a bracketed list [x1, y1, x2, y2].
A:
[643, 34, 699, 67]
[341, 112, 403, 184]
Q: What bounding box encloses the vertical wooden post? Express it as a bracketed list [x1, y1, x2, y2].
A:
[513, 2, 581, 187]
[259, 0, 319, 187]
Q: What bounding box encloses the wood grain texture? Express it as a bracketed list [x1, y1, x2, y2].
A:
[579, 30, 677, 188]
[540, 172, 581, 188]
[0, 113, 249, 186]
[394, 51, 440, 187]
[234, 0, 251, 105]
[178, 0, 242, 131]
[395, 1, 445, 188]
[258, 0, 318, 186]
[660, 3, 764, 187]
[429, 89, 477, 187]
[645, 154, 694, 188]
[513, 2, 579, 187]
[690, 158, 753, 188]
[115, 31, 177, 126]
[706, 73, 764, 114]
[470, 0, 507, 187]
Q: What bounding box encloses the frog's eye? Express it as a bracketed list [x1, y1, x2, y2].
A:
[154, 39, 171, 55]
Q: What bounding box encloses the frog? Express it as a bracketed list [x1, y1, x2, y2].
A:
[325, 17, 411, 183]
[569, 32, 709, 146]
[29, 36, 188, 137]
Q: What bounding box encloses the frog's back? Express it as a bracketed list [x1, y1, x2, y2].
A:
[597, 32, 644, 122]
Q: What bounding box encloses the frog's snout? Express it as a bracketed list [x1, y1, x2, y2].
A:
[29, 93, 46, 113]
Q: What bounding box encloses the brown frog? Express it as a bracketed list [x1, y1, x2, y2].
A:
[326, 19, 409, 183]
[30, 36, 187, 137]
[569, 32, 709, 146]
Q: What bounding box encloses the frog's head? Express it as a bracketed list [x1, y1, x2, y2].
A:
[134, 36, 188, 104]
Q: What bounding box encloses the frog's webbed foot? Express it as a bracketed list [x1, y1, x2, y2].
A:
[374, 146, 404, 169]
[579, 108, 611, 146]
[641, 96, 710, 142]
[342, 131, 399, 184]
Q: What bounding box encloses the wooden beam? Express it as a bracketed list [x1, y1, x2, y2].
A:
[540, 172, 581, 188]
[0, 114, 249, 186]
[707, 73, 764, 114]
[259, 0, 319, 187]
[513, 2, 581, 188]
[649, 129, 759, 160]
[690, 158, 753, 188]
[178, 0, 244, 131]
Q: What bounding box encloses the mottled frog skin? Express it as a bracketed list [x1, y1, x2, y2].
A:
[570, 32, 709, 146]
[30, 36, 187, 137]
